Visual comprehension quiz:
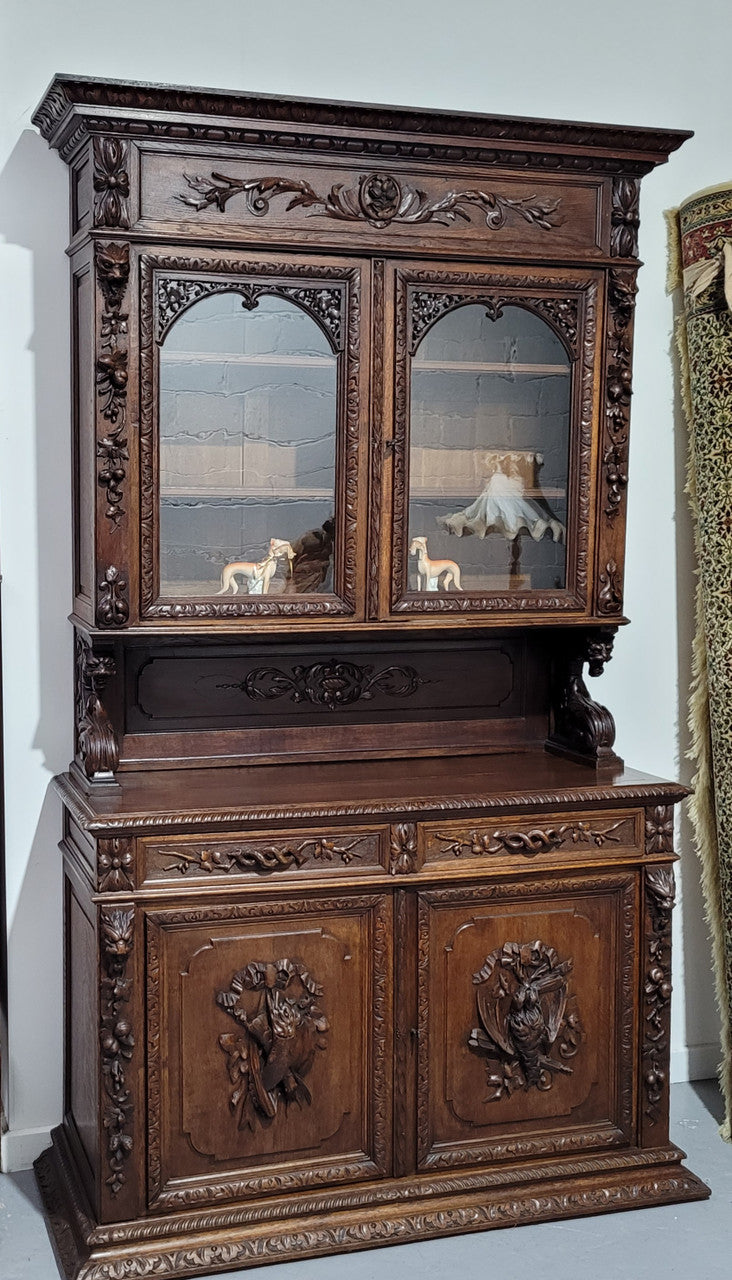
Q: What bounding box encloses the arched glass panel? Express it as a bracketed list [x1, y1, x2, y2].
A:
[409, 303, 570, 594]
[158, 292, 337, 598]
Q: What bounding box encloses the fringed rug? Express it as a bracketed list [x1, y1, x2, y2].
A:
[673, 185, 732, 1139]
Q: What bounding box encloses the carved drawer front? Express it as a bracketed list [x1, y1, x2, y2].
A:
[145, 893, 392, 1210]
[416, 872, 638, 1171]
[420, 808, 642, 873]
[141, 826, 388, 885]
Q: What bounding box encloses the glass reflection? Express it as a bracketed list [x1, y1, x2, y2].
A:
[408, 302, 570, 594]
[158, 291, 337, 598]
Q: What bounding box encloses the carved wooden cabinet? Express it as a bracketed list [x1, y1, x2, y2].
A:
[33, 77, 708, 1279]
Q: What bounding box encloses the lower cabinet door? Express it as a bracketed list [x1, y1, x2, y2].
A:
[416, 871, 639, 1170]
[145, 892, 392, 1210]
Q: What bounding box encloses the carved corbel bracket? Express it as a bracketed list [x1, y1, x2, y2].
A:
[546, 628, 622, 771]
[75, 633, 120, 783]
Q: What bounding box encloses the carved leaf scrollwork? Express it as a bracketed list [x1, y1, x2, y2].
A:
[155, 276, 344, 351]
[435, 819, 623, 859]
[410, 290, 578, 355]
[217, 959, 329, 1129]
[225, 660, 425, 711]
[178, 170, 563, 235]
[469, 940, 581, 1100]
[163, 834, 367, 876]
[100, 907, 134, 1195]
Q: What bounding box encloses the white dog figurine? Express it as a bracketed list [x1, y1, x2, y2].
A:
[409, 536, 462, 591]
[217, 552, 278, 596]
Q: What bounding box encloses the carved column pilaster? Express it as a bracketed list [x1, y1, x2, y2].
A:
[641, 864, 675, 1145]
[99, 906, 137, 1217]
[595, 265, 638, 618]
[94, 236, 132, 629]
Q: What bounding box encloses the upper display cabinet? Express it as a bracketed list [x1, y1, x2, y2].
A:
[33, 76, 690, 631]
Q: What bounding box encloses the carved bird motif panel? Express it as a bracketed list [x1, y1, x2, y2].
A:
[416, 874, 636, 1170]
[146, 895, 392, 1209]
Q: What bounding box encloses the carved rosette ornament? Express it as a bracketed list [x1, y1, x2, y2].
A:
[643, 867, 675, 1123]
[96, 242, 130, 528]
[98, 839, 134, 892]
[390, 823, 418, 874]
[217, 959, 329, 1129]
[610, 177, 640, 258]
[93, 137, 130, 229]
[469, 941, 581, 1099]
[227, 660, 425, 711]
[100, 907, 134, 1195]
[645, 806, 675, 853]
[178, 170, 562, 234]
[75, 634, 119, 780]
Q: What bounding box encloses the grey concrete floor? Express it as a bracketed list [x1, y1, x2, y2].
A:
[1, 1080, 729, 1280]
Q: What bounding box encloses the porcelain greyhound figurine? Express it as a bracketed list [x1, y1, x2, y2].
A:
[217, 539, 295, 596]
[217, 551, 278, 596]
[409, 536, 463, 591]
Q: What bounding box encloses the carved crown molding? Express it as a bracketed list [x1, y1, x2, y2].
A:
[33, 78, 690, 176]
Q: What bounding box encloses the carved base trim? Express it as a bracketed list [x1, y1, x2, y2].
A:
[36, 1127, 709, 1280]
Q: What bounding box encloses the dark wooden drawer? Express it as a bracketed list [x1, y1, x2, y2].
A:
[140, 824, 390, 886]
[419, 808, 643, 875]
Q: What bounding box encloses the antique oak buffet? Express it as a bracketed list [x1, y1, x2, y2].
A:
[32, 76, 708, 1280]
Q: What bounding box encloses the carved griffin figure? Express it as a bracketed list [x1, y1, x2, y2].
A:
[468, 940, 580, 1100]
[217, 959, 329, 1129]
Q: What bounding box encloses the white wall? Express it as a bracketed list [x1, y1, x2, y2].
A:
[0, 0, 723, 1169]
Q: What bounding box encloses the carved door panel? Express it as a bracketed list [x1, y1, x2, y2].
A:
[377, 261, 603, 622]
[136, 247, 369, 624]
[416, 872, 638, 1171]
[145, 893, 391, 1210]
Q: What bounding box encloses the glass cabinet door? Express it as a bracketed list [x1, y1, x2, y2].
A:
[140, 256, 364, 620]
[387, 268, 598, 617]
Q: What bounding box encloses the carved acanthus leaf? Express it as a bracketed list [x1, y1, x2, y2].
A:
[389, 823, 417, 874]
[75, 634, 119, 779]
[225, 660, 425, 711]
[93, 137, 130, 229]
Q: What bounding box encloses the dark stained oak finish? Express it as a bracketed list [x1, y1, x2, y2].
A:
[33, 76, 706, 1280]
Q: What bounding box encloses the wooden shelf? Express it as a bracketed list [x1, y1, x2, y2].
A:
[410, 486, 565, 500]
[161, 486, 333, 499]
[160, 351, 335, 367]
[412, 360, 569, 375]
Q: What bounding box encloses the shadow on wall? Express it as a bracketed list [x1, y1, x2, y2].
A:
[0, 126, 74, 1157]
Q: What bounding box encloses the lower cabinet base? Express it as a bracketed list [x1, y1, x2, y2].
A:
[36, 1124, 710, 1280]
